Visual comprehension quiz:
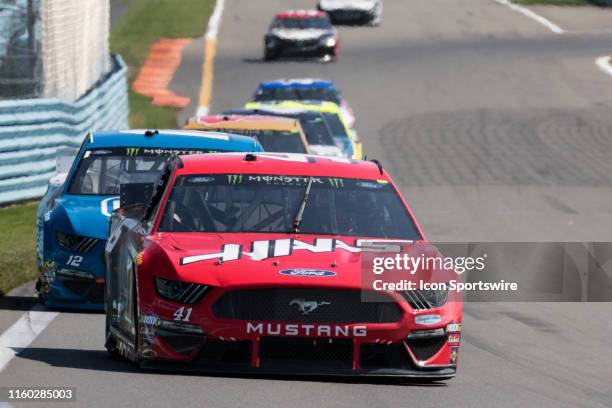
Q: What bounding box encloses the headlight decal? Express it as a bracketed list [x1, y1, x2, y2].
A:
[56, 231, 99, 254]
[402, 288, 449, 310]
[154, 277, 210, 305]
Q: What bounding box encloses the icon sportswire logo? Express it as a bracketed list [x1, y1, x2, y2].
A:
[227, 174, 244, 184]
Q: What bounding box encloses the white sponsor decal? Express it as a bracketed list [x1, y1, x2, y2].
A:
[66, 255, 83, 267]
[279, 269, 337, 277]
[180, 238, 411, 265]
[143, 315, 159, 325]
[173, 306, 193, 322]
[447, 323, 462, 333]
[246, 322, 367, 337]
[100, 197, 120, 217]
[448, 334, 461, 344]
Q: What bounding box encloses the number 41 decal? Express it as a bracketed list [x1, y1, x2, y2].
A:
[173, 307, 192, 322]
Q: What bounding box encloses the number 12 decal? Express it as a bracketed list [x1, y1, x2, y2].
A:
[67, 255, 83, 267]
[173, 306, 192, 322]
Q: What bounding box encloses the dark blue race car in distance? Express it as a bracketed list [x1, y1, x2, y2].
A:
[252, 78, 355, 128]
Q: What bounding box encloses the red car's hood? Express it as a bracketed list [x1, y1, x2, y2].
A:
[149, 232, 419, 289]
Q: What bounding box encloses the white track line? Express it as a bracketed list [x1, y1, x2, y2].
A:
[196, 0, 225, 118]
[0, 306, 59, 372]
[205, 0, 224, 41]
[494, 0, 564, 34]
[596, 56, 612, 76]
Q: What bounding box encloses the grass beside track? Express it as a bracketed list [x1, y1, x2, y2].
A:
[110, 0, 215, 128]
[0, 202, 38, 296]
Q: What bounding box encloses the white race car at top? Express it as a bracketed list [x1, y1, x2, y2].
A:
[318, 0, 383, 26]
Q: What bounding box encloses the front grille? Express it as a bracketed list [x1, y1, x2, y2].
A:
[58, 276, 92, 296]
[212, 288, 403, 324]
[57, 274, 104, 302]
[260, 337, 352, 369]
[279, 38, 320, 47]
[360, 343, 412, 369]
[156, 327, 206, 356]
[194, 339, 251, 365]
[88, 282, 105, 303]
[406, 336, 447, 361]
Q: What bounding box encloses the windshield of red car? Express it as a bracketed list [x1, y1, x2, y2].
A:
[158, 174, 421, 239]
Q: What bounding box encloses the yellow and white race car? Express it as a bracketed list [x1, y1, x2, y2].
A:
[245, 100, 363, 160]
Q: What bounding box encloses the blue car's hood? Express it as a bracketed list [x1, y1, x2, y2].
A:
[53, 195, 119, 240]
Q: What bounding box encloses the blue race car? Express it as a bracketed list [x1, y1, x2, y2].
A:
[36, 129, 263, 310]
[252, 79, 356, 128]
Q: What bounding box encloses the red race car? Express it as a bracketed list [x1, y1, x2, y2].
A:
[104, 153, 462, 380]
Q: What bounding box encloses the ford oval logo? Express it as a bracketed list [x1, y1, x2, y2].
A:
[279, 269, 337, 277]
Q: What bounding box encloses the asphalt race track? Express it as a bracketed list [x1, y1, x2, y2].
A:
[2, 1, 612, 407]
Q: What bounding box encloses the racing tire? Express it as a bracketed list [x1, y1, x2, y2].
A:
[264, 49, 276, 61]
[129, 267, 141, 364]
[324, 44, 339, 63]
[104, 280, 121, 359]
[105, 318, 122, 360]
[330, 50, 339, 63]
[105, 267, 141, 364]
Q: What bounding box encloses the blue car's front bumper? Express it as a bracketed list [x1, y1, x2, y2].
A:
[38, 242, 106, 311]
[38, 277, 104, 311]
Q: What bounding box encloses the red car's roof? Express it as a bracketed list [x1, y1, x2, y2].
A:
[277, 10, 327, 19]
[177, 153, 389, 180]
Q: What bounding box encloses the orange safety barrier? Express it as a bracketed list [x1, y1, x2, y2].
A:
[132, 39, 192, 108]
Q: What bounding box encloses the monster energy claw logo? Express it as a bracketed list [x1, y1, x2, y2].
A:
[126, 148, 140, 156]
[227, 174, 244, 184]
[328, 178, 344, 188]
